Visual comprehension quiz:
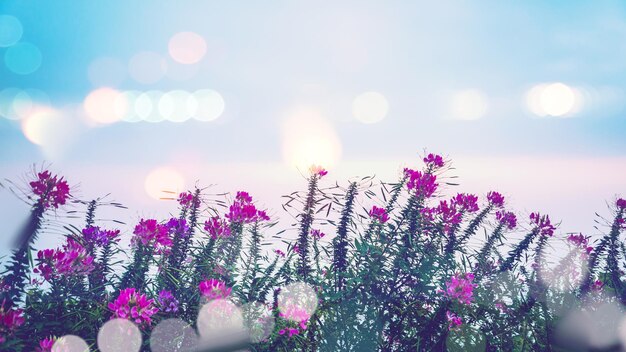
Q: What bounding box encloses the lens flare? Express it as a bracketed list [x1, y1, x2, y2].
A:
[144, 167, 185, 200]
[168, 31, 207, 65]
[84, 87, 126, 124]
[450, 89, 488, 120]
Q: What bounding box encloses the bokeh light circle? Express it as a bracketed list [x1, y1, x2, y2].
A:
[158, 90, 196, 122]
[352, 91, 389, 124]
[168, 31, 207, 64]
[51, 335, 89, 352]
[128, 51, 167, 84]
[97, 318, 142, 352]
[192, 89, 225, 121]
[277, 282, 318, 322]
[540, 82, 576, 116]
[135, 90, 165, 122]
[115, 90, 142, 123]
[88, 57, 127, 87]
[21, 107, 61, 145]
[0, 88, 23, 119]
[242, 302, 275, 343]
[0, 15, 23, 47]
[150, 318, 199, 352]
[144, 167, 185, 200]
[84, 87, 126, 124]
[12, 89, 50, 119]
[196, 299, 244, 338]
[4, 42, 42, 75]
[450, 89, 488, 120]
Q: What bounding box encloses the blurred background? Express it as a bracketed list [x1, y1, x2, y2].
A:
[0, 0, 625, 254]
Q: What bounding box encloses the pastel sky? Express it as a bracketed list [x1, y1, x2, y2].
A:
[0, 0, 625, 255]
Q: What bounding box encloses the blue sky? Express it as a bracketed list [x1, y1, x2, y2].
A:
[0, 0, 625, 253]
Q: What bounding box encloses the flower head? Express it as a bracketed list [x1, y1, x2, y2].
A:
[617, 198, 626, 211]
[310, 229, 325, 239]
[530, 212, 556, 237]
[423, 153, 445, 169]
[157, 290, 179, 314]
[34, 238, 95, 282]
[487, 191, 505, 208]
[29, 170, 70, 210]
[274, 249, 286, 257]
[591, 280, 604, 292]
[37, 336, 56, 352]
[0, 301, 24, 344]
[441, 272, 477, 305]
[404, 168, 438, 198]
[369, 206, 390, 223]
[204, 216, 231, 239]
[178, 191, 199, 209]
[132, 219, 172, 255]
[199, 279, 232, 300]
[446, 311, 462, 330]
[108, 288, 158, 327]
[82, 226, 121, 247]
[309, 165, 328, 178]
[166, 218, 190, 237]
[567, 233, 593, 255]
[496, 211, 517, 230]
[451, 193, 479, 213]
[226, 191, 269, 224]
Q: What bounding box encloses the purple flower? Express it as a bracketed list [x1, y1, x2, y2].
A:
[157, 290, 179, 314]
[530, 212, 555, 237]
[404, 168, 438, 198]
[423, 153, 445, 169]
[33, 238, 95, 282]
[166, 218, 190, 237]
[82, 226, 121, 247]
[446, 311, 462, 330]
[37, 336, 56, 352]
[204, 216, 231, 239]
[108, 288, 158, 327]
[369, 206, 390, 224]
[496, 211, 517, 230]
[29, 170, 70, 210]
[132, 219, 172, 255]
[199, 279, 232, 300]
[0, 301, 25, 344]
[451, 193, 479, 213]
[487, 191, 505, 208]
[311, 229, 325, 239]
[178, 192, 195, 208]
[617, 198, 626, 211]
[441, 272, 477, 305]
[226, 191, 269, 224]
[568, 233, 593, 254]
[274, 249, 286, 257]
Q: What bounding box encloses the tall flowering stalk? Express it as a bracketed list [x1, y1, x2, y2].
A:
[500, 212, 555, 272]
[296, 166, 325, 281]
[333, 182, 358, 292]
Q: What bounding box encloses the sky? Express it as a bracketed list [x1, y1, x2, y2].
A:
[0, 0, 625, 256]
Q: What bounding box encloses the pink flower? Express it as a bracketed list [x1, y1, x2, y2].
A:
[487, 191, 505, 208]
[496, 211, 517, 230]
[226, 191, 269, 224]
[311, 229, 325, 239]
[0, 301, 24, 344]
[404, 168, 438, 198]
[293, 245, 301, 254]
[309, 165, 328, 177]
[441, 272, 477, 305]
[617, 198, 626, 210]
[131, 219, 172, 255]
[108, 288, 158, 327]
[37, 336, 56, 352]
[82, 226, 121, 247]
[29, 170, 70, 210]
[204, 216, 231, 239]
[495, 301, 508, 313]
[591, 280, 604, 292]
[198, 279, 232, 300]
[34, 238, 95, 282]
[274, 249, 286, 257]
[178, 192, 199, 209]
[451, 193, 479, 213]
[369, 206, 390, 223]
[529, 212, 556, 237]
[568, 233, 593, 255]
[423, 153, 445, 169]
[446, 311, 462, 330]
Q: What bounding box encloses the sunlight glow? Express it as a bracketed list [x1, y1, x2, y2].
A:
[352, 91, 389, 124]
[144, 167, 185, 200]
[83, 87, 126, 124]
[450, 89, 488, 120]
[526, 82, 580, 117]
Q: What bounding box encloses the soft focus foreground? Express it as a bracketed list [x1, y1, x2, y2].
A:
[0, 154, 625, 351]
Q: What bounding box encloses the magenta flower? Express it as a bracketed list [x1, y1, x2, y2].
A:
[309, 165, 328, 177]
[293, 245, 301, 254]
[198, 279, 232, 300]
[441, 272, 477, 305]
[274, 249, 286, 257]
[0, 301, 25, 344]
[131, 219, 172, 255]
[404, 168, 438, 198]
[487, 191, 505, 208]
[446, 311, 462, 330]
[617, 198, 626, 210]
[157, 290, 179, 314]
[591, 280, 604, 292]
[29, 170, 70, 210]
[178, 191, 199, 209]
[496, 211, 517, 230]
[567, 233, 593, 255]
[311, 229, 325, 239]
[204, 216, 231, 239]
[166, 218, 190, 237]
[423, 153, 445, 169]
[529, 212, 556, 237]
[82, 226, 121, 247]
[108, 288, 158, 327]
[369, 206, 390, 224]
[34, 238, 95, 282]
[226, 191, 269, 224]
[451, 193, 479, 213]
[37, 336, 55, 352]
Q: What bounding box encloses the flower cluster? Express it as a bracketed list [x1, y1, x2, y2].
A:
[0, 302, 24, 344]
[451, 193, 479, 213]
[421, 200, 462, 235]
[529, 212, 556, 237]
[617, 198, 626, 211]
[278, 306, 310, 338]
[131, 219, 172, 255]
[226, 191, 270, 224]
[404, 168, 438, 198]
[29, 170, 70, 210]
[166, 218, 190, 237]
[441, 272, 477, 305]
[108, 288, 158, 327]
[446, 311, 462, 330]
[487, 191, 505, 208]
[496, 211, 517, 230]
[567, 233, 593, 255]
[82, 226, 121, 247]
[309, 165, 328, 178]
[274, 249, 286, 257]
[310, 229, 325, 239]
[157, 290, 179, 314]
[204, 216, 231, 239]
[369, 206, 390, 223]
[178, 191, 200, 209]
[37, 336, 55, 352]
[34, 238, 95, 282]
[423, 153, 445, 169]
[198, 279, 232, 300]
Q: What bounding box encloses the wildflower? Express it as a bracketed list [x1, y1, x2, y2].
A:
[567, 233, 593, 255]
[37, 336, 56, 352]
[293, 245, 301, 254]
[369, 206, 390, 223]
[617, 198, 626, 210]
[204, 216, 231, 239]
[436, 200, 463, 233]
[274, 249, 286, 257]
[311, 229, 325, 239]
[446, 311, 462, 330]
[496, 211, 517, 230]
[108, 288, 158, 327]
[29, 170, 70, 210]
[423, 153, 445, 169]
[279, 305, 311, 322]
[529, 212, 556, 237]
[131, 219, 172, 255]
[441, 272, 477, 305]
[199, 279, 232, 300]
[487, 191, 505, 208]
[404, 168, 438, 198]
[0, 301, 24, 344]
[451, 193, 479, 213]
[166, 218, 190, 237]
[34, 238, 95, 282]
[178, 192, 198, 209]
[591, 280, 604, 292]
[309, 165, 328, 177]
[226, 191, 269, 224]
[278, 328, 301, 338]
[82, 226, 121, 247]
[157, 290, 179, 314]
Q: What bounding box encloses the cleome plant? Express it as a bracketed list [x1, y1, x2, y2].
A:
[0, 153, 625, 351]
